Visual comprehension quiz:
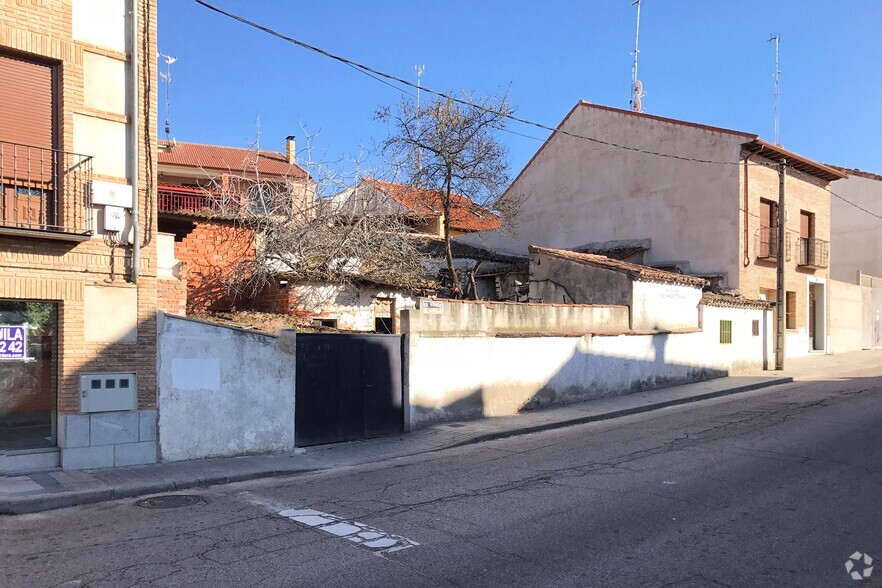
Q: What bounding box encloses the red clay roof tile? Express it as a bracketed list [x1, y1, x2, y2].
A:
[158, 141, 308, 180]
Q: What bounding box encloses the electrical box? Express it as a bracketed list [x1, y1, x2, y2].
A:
[104, 206, 126, 232]
[80, 372, 137, 413]
[90, 180, 133, 208]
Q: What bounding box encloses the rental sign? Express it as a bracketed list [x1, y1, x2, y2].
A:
[0, 325, 27, 360]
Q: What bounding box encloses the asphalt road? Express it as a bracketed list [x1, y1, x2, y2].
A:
[3, 370, 882, 587]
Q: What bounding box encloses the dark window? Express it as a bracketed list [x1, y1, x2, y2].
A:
[752, 320, 760, 337]
[758, 199, 778, 259]
[105, 379, 116, 389]
[720, 320, 732, 344]
[119, 378, 130, 389]
[90, 379, 102, 390]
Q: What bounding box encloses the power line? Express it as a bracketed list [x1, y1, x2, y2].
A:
[193, 0, 777, 169]
[192, 0, 880, 222]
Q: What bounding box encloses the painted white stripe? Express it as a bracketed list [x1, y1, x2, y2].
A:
[276, 507, 420, 554]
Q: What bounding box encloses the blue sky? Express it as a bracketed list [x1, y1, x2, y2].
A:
[158, 0, 882, 181]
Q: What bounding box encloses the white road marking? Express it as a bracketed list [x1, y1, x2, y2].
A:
[276, 506, 420, 554]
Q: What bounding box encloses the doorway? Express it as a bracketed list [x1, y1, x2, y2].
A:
[808, 282, 826, 352]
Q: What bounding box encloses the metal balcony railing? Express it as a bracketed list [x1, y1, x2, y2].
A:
[158, 184, 238, 215]
[754, 227, 792, 261]
[797, 237, 829, 268]
[0, 140, 93, 235]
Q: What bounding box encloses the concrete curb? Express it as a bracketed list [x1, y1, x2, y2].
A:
[444, 377, 794, 449]
[1, 377, 793, 515]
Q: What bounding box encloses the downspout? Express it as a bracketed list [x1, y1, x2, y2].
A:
[130, 0, 140, 283]
[742, 154, 750, 267]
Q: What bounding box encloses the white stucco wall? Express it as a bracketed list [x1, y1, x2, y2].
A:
[829, 279, 863, 354]
[831, 174, 882, 283]
[460, 104, 746, 288]
[407, 303, 770, 427]
[157, 314, 296, 461]
[632, 280, 703, 331]
[291, 283, 416, 332]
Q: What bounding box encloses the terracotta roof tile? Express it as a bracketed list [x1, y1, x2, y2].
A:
[158, 141, 308, 180]
[366, 179, 500, 232]
[529, 245, 708, 287]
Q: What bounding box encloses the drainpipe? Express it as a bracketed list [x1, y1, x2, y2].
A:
[130, 0, 140, 283]
[743, 155, 750, 267]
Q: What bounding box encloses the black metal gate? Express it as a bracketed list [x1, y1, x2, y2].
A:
[295, 334, 404, 447]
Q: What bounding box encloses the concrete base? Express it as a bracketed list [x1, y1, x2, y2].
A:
[0, 448, 59, 474]
[59, 410, 158, 470]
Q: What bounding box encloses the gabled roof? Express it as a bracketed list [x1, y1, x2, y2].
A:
[529, 245, 708, 288]
[364, 179, 500, 232]
[508, 101, 843, 190]
[158, 141, 308, 180]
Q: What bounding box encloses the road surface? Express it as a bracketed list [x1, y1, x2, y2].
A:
[3, 369, 881, 587]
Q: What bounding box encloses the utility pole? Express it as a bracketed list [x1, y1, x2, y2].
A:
[775, 159, 787, 370]
[768, 34, 780, 145]
[630, 0, 643, 112]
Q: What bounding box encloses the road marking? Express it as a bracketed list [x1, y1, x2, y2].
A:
[277, 507, 420, 554]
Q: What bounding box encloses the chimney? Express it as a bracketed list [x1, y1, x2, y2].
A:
[285, 135, 296, 165]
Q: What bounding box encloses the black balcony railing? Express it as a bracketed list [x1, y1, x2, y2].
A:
[797, 237, 829, 268]
[755, 227, 793, 261]
[0, 140, 93, 235]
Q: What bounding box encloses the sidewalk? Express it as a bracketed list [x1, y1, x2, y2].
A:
[2, 350, 880, 515]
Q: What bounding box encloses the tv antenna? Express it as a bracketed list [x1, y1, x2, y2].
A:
[768, 34, 780, 144]
[415, 64, 425, 109]
[158, 53, 177, 141]
[630, 0, 646, 112]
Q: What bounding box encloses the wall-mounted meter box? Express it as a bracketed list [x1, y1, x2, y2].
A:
[104, 206, 126, 232]
[90, 180, 133, 208]
[80, 373, 137, 413]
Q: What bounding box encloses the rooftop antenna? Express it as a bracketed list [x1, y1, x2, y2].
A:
[630, 0, 646, 112]
[768, 34, 780, 145]
[415, 64, 425, 109]
[158, 53, 177, 142]
[415, 64, 425, 175]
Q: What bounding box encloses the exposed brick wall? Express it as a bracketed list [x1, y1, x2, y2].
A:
[174, 219, 256, 312]
[0, 0, 159, 417]
[738, 155, 832, 336]
[157, 278, 187, 316]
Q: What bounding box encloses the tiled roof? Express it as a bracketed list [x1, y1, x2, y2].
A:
[158, 141, 308, 180]
[825, 164, 882, 182]
[529, 245, 708, 288]
[701, 291, 773, 310]
[366, 179, 500, 232]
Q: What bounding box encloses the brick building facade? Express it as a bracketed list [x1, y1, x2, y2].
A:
[0, 0, 159, 472]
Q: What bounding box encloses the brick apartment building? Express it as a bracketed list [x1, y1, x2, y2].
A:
[0, 0, 158, 472]
[470, 102, 846, 359]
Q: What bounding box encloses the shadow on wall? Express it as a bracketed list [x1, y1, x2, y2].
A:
[408, 330, 734, 427]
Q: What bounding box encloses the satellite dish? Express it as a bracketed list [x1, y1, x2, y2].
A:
[634, 79, 643, 95]
[633, 95, 642, 112]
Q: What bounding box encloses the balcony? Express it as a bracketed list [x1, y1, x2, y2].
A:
[0, 141, 93, 239]
[158, 184, 237, 216]
[754, 227, 792, 262]
[797, 237, 829, 269]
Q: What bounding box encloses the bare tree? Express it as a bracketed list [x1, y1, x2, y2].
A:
[377, 92, 513, 298]
[187, 135, 430, 310]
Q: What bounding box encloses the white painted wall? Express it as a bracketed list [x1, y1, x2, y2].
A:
[829, 279, 863, 354]
[632, 280, 703, 331]
[72, 0, 127, 52]
[460, 104, 746, 288]
[73, 114, 128, 179]
[407, 302, 770, 427]
[83, 52, 127, 115]
[291, 283, 417, 332]
[831, 174, 882, 283]
[157, 314, 296, 461]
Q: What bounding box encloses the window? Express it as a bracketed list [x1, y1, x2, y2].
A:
[720, 320, 732, 344]
[312, 318, 337, 329]
[785, 291, 797, 330]
[752, 320, 760, 336]
[799, 211, 815, 265]
[758, 199, 778, 258]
